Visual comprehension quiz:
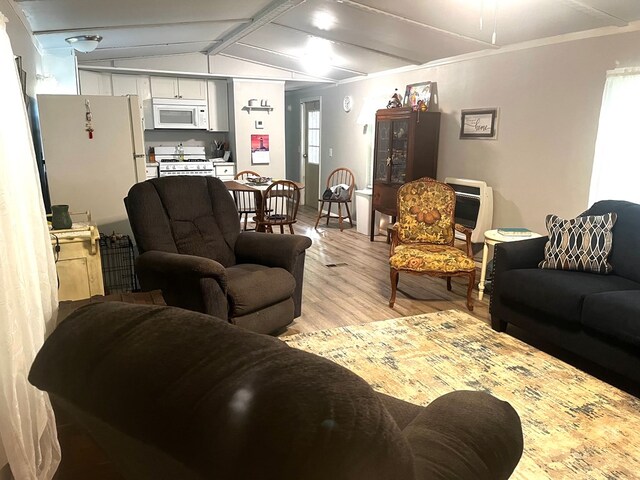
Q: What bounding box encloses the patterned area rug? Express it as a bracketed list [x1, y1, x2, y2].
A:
[284, 310, 640, 479]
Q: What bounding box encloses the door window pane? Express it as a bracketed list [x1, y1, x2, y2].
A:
[307, 110, 320, 165]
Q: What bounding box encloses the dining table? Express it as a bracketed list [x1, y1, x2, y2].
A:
[224, 179, 305, 232]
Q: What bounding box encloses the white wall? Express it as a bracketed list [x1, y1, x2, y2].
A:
[285, 30, 640, 233]
[230, 79, 286, 178]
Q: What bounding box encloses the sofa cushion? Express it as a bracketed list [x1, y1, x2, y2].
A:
[583, 200, 640, 283]
[498, 269, 640, 324]
[226, 264, 295, 316]
[582, 290, 640, 348]
[539, 213, 616, 274]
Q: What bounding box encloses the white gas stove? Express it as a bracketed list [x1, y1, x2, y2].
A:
[155, 146, 214, 177]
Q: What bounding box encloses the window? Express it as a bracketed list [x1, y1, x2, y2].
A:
[307, 107, 320, 165]
[589, 67, 640, 205]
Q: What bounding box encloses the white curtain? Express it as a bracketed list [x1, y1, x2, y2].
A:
[588, 67, 640, 205]
[0, 13, 61, 479]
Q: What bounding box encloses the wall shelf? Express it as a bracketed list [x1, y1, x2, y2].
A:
[242, 106, 273, 114]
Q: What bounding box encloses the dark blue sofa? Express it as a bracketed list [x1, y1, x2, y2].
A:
[490, 200, 640, 385]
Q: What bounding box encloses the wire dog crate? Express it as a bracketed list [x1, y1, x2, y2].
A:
[99, 233, 139, 294]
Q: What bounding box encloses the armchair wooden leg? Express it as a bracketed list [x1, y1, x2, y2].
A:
[314, 201, 325, 229]
[389, 269, 399, 308]
[289, 224, 295, 234]
[466, 270, 475, 311]
[338, 203, 343, 231]
[280, 224, 284, 234]
[446, 277, 452, 291]
[326, 202, 332, 225]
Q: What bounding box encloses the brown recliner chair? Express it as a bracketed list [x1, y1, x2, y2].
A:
[124, 176, 312, 335]
[30, 302, 524, 480]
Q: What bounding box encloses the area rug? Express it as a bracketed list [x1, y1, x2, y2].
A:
[284, 310, 640, 479]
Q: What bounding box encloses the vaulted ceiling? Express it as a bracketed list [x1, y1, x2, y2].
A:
[14, 0, 640, 85]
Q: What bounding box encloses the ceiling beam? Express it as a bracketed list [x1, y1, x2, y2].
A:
[559, 0, 628, 27]
[32, 18, 250, 36]
[271, 22, 422, 65]
[206, 0, 306, 55]
[337, 0, 498, 48]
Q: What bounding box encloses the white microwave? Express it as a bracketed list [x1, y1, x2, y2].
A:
[152, 98, 208, 129]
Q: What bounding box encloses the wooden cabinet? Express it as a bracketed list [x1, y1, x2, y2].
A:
[150, 76, 207, 100]
[112, 74, 153, 130]
[370, 108, 441, 240]
[79, 70, 112, 95]
[52, 225, 105, 301]
[207, 79, 229, 131]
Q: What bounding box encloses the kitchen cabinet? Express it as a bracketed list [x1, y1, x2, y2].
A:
[79, 70, 112, 95]
[370, 107, 441, 241]
[112, 74, 153, 130]
[207, 79, 229, 131]
[150, 76, 207, 100]
[213, 162, 235, 181]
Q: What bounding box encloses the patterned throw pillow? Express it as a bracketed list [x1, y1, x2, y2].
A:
[539, 212, 617, 274]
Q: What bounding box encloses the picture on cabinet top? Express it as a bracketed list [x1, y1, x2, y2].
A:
[403, 82, 432, 111]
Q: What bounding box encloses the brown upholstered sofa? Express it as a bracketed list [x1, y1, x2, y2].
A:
[125, 176, 312, 335]
[30, 302, 524, 480]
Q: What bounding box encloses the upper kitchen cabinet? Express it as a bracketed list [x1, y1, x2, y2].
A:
[207, 79, 229, 132]
[370, 108, 441, 240]
[79, 70, 112, 96]
[150, 76, 206, 100]
[112, 74, 153, 130]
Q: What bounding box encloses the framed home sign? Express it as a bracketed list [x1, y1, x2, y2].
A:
[460, 108, 498, 139]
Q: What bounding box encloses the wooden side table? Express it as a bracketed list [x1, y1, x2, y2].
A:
[478, 229, 543, 301]
[51, 223, 105, 301]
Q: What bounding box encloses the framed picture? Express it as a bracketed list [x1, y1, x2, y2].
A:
[14, 55, 28, 104]
[460, 108, 498, 139]
[251, 134, 270, 165]
[403, 82, 432, 111]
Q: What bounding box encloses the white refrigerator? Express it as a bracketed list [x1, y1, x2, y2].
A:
[38, 94, 146, 239]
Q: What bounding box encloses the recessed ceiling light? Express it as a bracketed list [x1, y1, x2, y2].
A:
[65, 35, 103, 53]
[301, 37, 333, 76]
[313, 11, 336, 31]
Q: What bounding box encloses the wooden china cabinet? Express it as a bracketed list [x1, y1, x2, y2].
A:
[370, 107, 441, 240]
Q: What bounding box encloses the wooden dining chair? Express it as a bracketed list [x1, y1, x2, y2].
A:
[314, 167, 355, 231]
[257, 180, 301, 234]
[233, 170, 260, 230]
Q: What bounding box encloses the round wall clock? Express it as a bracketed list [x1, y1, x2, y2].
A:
[343, 95, 353, 113]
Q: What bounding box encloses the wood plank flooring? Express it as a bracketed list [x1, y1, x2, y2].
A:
[286, 205, 490, 334]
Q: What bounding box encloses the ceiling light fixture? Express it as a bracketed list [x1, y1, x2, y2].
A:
[65, 35, 103, 53]
[301, 37, 333, 76]
[313, 11, 336, 30]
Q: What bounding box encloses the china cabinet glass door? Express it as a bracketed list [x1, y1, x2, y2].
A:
[390, 119, 408, 184]
[374, 120, 391, 182]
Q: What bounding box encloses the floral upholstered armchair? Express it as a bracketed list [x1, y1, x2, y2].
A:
[389, 177, 476, 311]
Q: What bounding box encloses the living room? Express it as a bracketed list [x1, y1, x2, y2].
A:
[2, 0, 640, 479]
